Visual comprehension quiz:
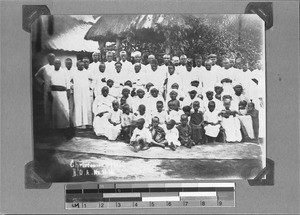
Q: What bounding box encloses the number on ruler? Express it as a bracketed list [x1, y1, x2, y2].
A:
[71, 203, 80, 208]
[183, 201, 188, 206]
[99, 202, 104, 208]
[150, 202, 155, 207]
[134, 202, 138, 207]
[200, 201, 205, 206]
[218, 201, 223, 206]
[166, 201, 172, 206]
[116, 202, 121, 207]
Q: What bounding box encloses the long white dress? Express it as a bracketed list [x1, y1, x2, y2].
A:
[203, 110, 221, 137]
[49, 69, 70, 129]
[106, 109, 122, 140]
[145, 67, 166, 94]
[35, 64, 54, 126]
[92, 94, 114, 136]
[220, 113, 242, 142]
[72, 69, 91, 127]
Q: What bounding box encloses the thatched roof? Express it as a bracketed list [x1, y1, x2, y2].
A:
[84, 14, 194, 42]
[32, 15, 99, 52]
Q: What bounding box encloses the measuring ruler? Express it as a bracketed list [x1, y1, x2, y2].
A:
[65, 182, 235, 209]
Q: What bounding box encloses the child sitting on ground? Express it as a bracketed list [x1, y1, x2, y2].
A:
[130, 118, 155, 152]
[176, 114, 194, 148]
[121, 104, 134, 142]
[148, 117, 167, 148]
[165, 119, 181, 151]
[106, 100, 122, 140]
[190, 101, 204, 145]
[203, 101, 221, 143]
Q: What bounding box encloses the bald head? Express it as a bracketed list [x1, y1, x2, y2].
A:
[54, 58, 61, 70]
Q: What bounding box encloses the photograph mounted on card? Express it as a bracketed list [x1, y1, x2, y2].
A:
[31, 14, 266, 183]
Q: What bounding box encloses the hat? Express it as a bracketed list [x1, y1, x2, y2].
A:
[180, 55, 187, 60]
[133, 51, 141, 57]
[137, 88, 145, 93]
[214, 82, 223, 88]
[134, 63, 141, 67]
[115, 61, 122, 66]
[205, 59, 212, 65]
[163, 54, 170, 59]
[106, 51, 113, 57]
[188, 86, 198, 93]
[120, 51, 127, 56]
[148, 54, 155, 59]
[208, 54, 217, 59]
[137, 118, 145, 124]
[172, 56, 179, 63]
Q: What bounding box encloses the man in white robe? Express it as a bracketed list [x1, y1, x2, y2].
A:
[120, 50, 134, 77]
[35, 53, 55, 127]
[202, 59, 217, 92]
[145, 59, 166, 95]
[63, 58, 75, 125]
[176, 54, 187, 75]
[49, 59, 70, 129]
[166, 63, 183, 96]
[94, 62, 108, 98]
[72, 60, 91, 127]
[159, 54, 171, 78]
[216, 58, 236, 96]
[193, 55, 206, 88]
[105, 51, 116, 80]
[83, 57, 94, 126]
[131, 63, 147, 88]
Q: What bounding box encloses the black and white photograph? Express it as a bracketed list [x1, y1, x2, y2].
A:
[31, 14, 266, 182]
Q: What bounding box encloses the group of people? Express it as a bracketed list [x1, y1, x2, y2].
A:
[35, 50, 265, 152]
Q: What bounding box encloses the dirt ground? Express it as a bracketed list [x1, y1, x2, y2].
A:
[32, 128, 264, 183]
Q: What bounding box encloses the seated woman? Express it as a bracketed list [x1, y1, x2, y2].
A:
[92, 86, 114, 137]
[203, 101, 222, 143]
[218, 96, 242, 142]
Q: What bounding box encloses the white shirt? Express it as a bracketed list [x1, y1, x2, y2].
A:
[35, 64, 54, 92]
[130, 126, 152, 142]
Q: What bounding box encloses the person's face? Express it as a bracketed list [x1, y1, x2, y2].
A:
[168, 103, 175, 110]
[234, 86, 243, 94]
[237, 63, 242, 69]
[184, 110, 191, 116]
[156, 103, 163, 112]
[107, 80, 114, 88]
[48, 54, 55, 65]
[208, 103, 215, 112]
[168, 66, 175, 75]
[134, 65, 141, 73]
[247, 103, 254, 111]
[92, 54, 98, 62]
[151, 64, 158, 71]
[125, 81, 132, 87]
[120, 97, 127, 105]
[205, 63, 212, 71]
[121, 54, 127, 61]
[137, 121, 144, 129]
[170, 92, 177, 100]
[151, 90, 158, 98]
[163, 57, 170, 65]
[102, 89, 108, 97]
[256, 63, 262, 70]
[152, 119, 159, 128]
[124, 107, 130, 114]
[65, 61, 72, 70]
[139, 107, 145, 115]
[77, 62, 83, 70]
[223, 61, 230, 69]
[239, 103, 246, 110]
[193, 103, 199, 111]
[83, 60, 89, 69]
[122, 90, 129, 98]
[196, 59, 202, 67]
[211, 57, 217, 65]
[215, 86, 223, 95]
[191, 82, 199, 88]
[166, 123, 174, 130]
[189, 91, 197, 99]
[54, 61, 61, 70]
[206, 93, 213, 100]
[181, 118, 188, 126]
[173, 61, 179, 66]
[215, 94, 221, 100]
[242, 64, 248, 72]
[99, 64, 106, 73]
[134, 56, 141, 63]
[229, 60, 235, 68]
[137, 90, 145, 98]
[107, 55, 113, 62]
[186, 65, 192, 72]
[115, 64, 122, 73]
[112, 102, 119, 110]
[148, 57, 154, 64]
[180, 58, 187, 65]
[223, 100, 231, 109]
[146, 84, 153, 91]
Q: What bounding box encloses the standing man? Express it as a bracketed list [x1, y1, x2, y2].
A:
[194, 54, 205, 88]
[64, 58, 75, 125]
[105, 51, 116, 79]
[49, 59, 70, 129]
[35, 53, 55, 128]
[83, 57, 94, 126]
[120, 50, 133, 77]
[159, 54, 171, 79]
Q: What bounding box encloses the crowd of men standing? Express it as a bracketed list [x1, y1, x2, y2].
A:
[34, 50, 265, 151]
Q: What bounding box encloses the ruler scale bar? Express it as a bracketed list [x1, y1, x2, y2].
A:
[65, 182, 235, 209]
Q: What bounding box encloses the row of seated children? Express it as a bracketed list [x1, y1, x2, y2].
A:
[92, 86, 260, 152]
